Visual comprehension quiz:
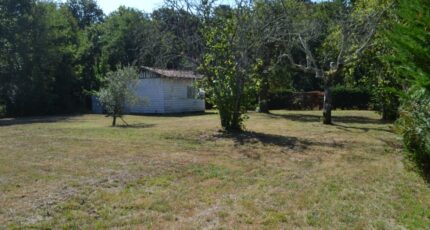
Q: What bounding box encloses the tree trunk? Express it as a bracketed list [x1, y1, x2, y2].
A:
[323, 84, 332, 125]
[258, 73, 269, 113]
[112, 115, 117, 126]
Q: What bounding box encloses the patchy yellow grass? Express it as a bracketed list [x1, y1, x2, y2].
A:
[0, 110, 429, 229]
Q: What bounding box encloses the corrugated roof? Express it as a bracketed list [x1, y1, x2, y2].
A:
[141, 66, 203, 79]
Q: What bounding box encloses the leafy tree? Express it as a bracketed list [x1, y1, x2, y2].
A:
[0, 1, 82, 115]
[74, 23, 104, 109]
[0, 0, 35, 115]
[65, 0, 104, 29]
[95, 66, 140, 126]
[146, 7, 203, 69]
[340, 0, 401, 121]
[97, 7, 148, 75]
[200, 1, 254, 131]
[268, 0, 386, 124]
[252, 1, 277, 113]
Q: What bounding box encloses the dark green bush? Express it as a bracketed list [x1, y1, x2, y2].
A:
[397, 88, 430, 178]
[268, 87, 371, 110]
[268, 90, 295, 110]
[0, 103, 5, 118]
[331, 86, 371, 110]
[268, 90, 323, 110]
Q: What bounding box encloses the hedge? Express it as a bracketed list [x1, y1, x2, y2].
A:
[268, 91, 323, 110]
[268, 87, 371, 110]
[332, 86, 371, 110]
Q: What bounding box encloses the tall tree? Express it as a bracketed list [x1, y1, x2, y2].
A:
[142, 6, 203, 69]
[0, 0, 35, 115]
[0, 1, 83, 115]
[65, 0, 104, 29]
[200, 0, 255, 131]
[270, 0, 386, 124]
[98, 7, 149, 75]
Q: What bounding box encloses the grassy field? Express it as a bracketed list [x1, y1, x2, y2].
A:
[0, 110, 429, 229]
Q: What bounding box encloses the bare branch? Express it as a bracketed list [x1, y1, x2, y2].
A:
[297, 34, 318, 70]
[277, 53, 315, 74]
[336, 27, 348, 69]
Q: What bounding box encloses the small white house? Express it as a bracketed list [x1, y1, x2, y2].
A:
[92, 66, 205, 114]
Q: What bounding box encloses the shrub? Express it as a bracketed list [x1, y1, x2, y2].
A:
[268, 90, 324, 110]
[0, 103, 5, 118]
[387, 0, 430, 178]
[95, 66, 140, 126]
[268, 87, 371, 110]
[397, 88, 430, 178]
[331, 86, 371, 110]
[268, 90, 295, 110]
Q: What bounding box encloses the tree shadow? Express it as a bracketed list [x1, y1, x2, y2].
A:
[372, 138, 430, 183]
[213, 130, 344, 151]
[268, 113, 321, 122]
[0, 116, 71, 127]
[133, 111, 217, 118]
[333, 123, 393, 133]
[117, 123, 156, 129]
[268, 112, 388, 125]
[334, 116, 390, 124]
[215, 130, 302, 147]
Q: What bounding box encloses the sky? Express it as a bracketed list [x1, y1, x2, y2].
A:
[96, 0, 163, 14]
[84, 0, 324, 15]
[93, 0, 235, 14]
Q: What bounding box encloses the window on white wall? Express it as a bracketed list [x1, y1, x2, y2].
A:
[187, 86, 197, 99]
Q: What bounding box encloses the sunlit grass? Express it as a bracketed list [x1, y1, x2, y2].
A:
[0, 110, 429, 229]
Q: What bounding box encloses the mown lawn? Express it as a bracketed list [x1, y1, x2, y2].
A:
[0, 110, 429, 229]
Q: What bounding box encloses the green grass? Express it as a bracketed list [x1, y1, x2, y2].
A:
[0, 110, 429, 229]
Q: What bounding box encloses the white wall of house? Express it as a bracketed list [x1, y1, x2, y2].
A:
[126, 78, 165, 114]
[93, 71, 205, 114]
[162, 78, 205, 113]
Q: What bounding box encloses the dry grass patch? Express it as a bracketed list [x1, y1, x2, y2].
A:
[0, 110, 429, 229]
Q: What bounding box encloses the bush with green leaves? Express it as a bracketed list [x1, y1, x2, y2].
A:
[200, 5, 254, 132]
[397, 88, 430, 176]
[389, 0, 430, 177]
[95, 66, 139, 126]
[332, 86, 372, 110]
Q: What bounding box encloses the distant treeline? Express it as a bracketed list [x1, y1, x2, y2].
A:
[0, 0, 396, 117]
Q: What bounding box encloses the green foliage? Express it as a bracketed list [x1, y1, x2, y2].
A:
[97, 7, 148, 75]
[267, 87, 371, 110]
[0, 103, 5, 118]
[0, 1, 83, 116]
[342, 0, 401, 120]
[147, 7, 203, 69]
[95, 66, 139, 126]
[0, 0, 405, 122]
[200, 8, 253, 131]
[331, 86, 371, 110]
[389, 0, 430, 91]
[369, 73, 401, 121]
[65, 0, 104, 29]
[397, 88, 430, 177]
[268, 91, 322, 110]
[389, 0, 430, 177]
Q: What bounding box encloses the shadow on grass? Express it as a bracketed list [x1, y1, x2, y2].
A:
[333, 123, 393, 133]
[268, 113, 321, 123]
[0, 116, 71, 127]
[131, 111, 217, 118]
[214, 130, 344, 151]
[117, 123, 156, 129]
[268, 112, 389, 125]
[372, 137, 430, 184]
